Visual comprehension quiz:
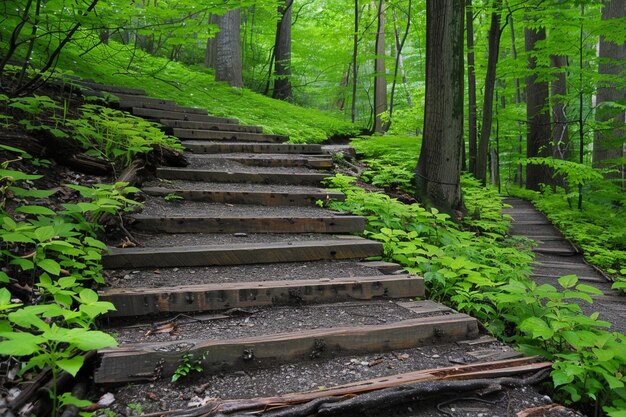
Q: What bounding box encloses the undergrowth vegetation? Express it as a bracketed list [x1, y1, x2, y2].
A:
[333, 136, 626, 416]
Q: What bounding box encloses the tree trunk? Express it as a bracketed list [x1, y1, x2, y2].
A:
[389, 2, 412, 121]
[525, 26, 552, 191]
[273, 0, 293, 101]
[205, 15, 218, 68]
[475, 0, 503, 185]
[466, 0, 478, 175]
[351, 0, 359, 123]
[509, 15, 524, 187]
[373, 0, 387, 133]
[550, 54, 570, 161]
[415, 0, 465, 214]
[214, 10, 243, 87]
[593, 0, 626, 183]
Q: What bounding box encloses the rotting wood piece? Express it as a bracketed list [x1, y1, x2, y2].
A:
[129, 214, 366, 234]
[182, 142, 323, 155]
[141, 186, 345, 206]
[100, 275, 425, 317]
[156, 167, 330, 186]
[94, 314, 479, 383]
[102, 239, 384, 269]
[137, 357, 550, 417]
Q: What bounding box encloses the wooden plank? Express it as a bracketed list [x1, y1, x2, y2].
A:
[173, 128, 288, 143]
[217, 155, 333, 169]
[156, 168, 329, 186]
[129, 214, 366, 234]
[95, 314, 479, 383]
[119, 101, 208, 115]
[102, 239, 384, 269]
[160, 119, 263, 133]
[532, 247, 577, 255]
[131, 107, 238, 124]
[100, 275, 425, 317]
[80, 81, 145, 95]
[113, 95, 176, 107]
[396, 300, 454, 315]
[141, 187, 345, 206]
[182, 141, 323, 155]
[358, 261, 405, 274]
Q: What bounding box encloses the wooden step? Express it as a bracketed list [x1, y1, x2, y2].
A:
[103, 239, 384, 269]
[100, 275, 424, 317]
[131, 107, 238, 124]
[142, 186, 345, 206]
[156, 167, 329, 186]
[183, 141, 323, 155]
[173, 128, 288, 143]
[130, 214, 366, 234]
[112, 94, 177, 107]
[192, 154, 333, 169]
[118, 100, 208, 115]
[80, 81, 145, 96]
[95, 313, 479, 383]
[160, 119, 263, 133]
[532, 246, 577, 255]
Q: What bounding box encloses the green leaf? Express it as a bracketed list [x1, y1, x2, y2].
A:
[558, 274, 578, 289]
[519, 317, 554, 340]
[38, 259, 61, 276]
[552, 370, 574, 387]
[34, 226, 55, 242]
[16, 205, 56, 216]
[0, 332, 45, 355]
[57, 355, 85, 377]
[575, 284, 604, 295]
[2, 232, 35, 244]
[79, 288, 99, 304]
[0, 271, 9, 283]
[68, 329, 117, 350]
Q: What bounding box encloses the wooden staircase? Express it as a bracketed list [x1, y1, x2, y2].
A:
[74, 83, 550, 415]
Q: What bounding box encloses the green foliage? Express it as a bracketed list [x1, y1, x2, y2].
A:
[164, 193, 184, 202]
[66, 104, 183, 166]
[171, 352, 206, 382]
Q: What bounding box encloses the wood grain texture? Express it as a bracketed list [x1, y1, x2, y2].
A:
[156, 168, 329, 186]
[182, 142, 323, 155]
[173, 128, 288, 143]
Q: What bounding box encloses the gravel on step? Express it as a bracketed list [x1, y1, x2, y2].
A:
[106, 260, 388, 288]
[141, 179, 334, 193]
[188, 153, 330, 162]
[137, 197, 341, 217]
[172, 157, 324, 174]
[110, 300, 420, 344]
[132, 232, 362, 248]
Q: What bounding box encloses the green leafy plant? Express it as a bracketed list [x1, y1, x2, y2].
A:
[171, 352, 206, 382]
[164, 193, 184, 202]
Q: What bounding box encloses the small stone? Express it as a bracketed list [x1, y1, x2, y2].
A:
[432, 354, 440, 358]
[234, 233, 247, 237]
[173, 268, 179, 272]
[132, 270, 140, 274]
[123, 274, 131, 280]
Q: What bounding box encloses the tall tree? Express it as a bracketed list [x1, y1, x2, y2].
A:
[593, 0, 626, 182]
[415, 0, 465, 213]
[466, 0, 478, 175]
[214, 9, 243, 88]
[273, 0, 293, 100]
[352, 0, 360, 123]
[525, 25, 552, 191]
[551, 54, 570, 161]
[373, 0, 387, 133]
[475, 0, 503, 185]
[389, 1, 412, 120]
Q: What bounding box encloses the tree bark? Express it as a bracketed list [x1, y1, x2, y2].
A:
[525, 26, 552, 191]
[373, 0, 387, 133]
[593, 0, 626, 183]
[205, 15, 218, 68]
[415, 0, 465, 214]
[550, 54, 570, 161]
[215, 9, 243, 88]
[273, 0, 294, 101]
[389, 2, 412, 121]
[509, 15, 524, 186]
[466, 0, 478, 175]
[476, 0, 503, 185]
[351, 0, 359, 123]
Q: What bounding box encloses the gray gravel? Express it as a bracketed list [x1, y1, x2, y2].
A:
[132, 232, 363, 248]
[142, 179, 335, 193]
[111, 300, 419, 344]
[106, 260, 388, 288]
[137, 197, 342, 217]
[173, 157, 323, 174]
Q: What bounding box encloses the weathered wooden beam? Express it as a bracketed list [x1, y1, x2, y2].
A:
[103, 239, 384, 269]
[182, 142, 323, 155]
[216, 155, 333, 169]
[156, 168, 329, 186]
[100, 275, 425, 317]
[141, 187, 345, 206]
[95, 313, 479, 383]
[172, 128, 288, 143]
[79, 81, 145, 95]
[131, 107, 238, 124]
[129, 214, 365, 234]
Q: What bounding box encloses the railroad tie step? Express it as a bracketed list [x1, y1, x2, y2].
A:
[130, 214, 366, 234]
[79, 81, 146, 96]
[160, 119, 263, 133]
[119, 101, 209, 115]
[100, 275, 425, 317]
[103, 239, 384, 269]
[190, 154, 332, 169]
[156, 167, 330, 186]
[131, 107, 238, 124]
[182, 141, 324, 155]
[95, 303, 479, 383]
[142, 185, 344, 206]
[172, 128, 288, 143]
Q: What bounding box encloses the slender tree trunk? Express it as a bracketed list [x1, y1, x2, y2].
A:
[551, 54, 570, 161]
[389, 2, 412, 120]
[273, 0, 293, 101]
[509, 15, 524, 187]
[466, 0, 478, 175]
[525, 26, 552, 191]
[205, 15, 218, 68]
[593, 0, 626, 184]
[337, 68, 350, 111]
[415, 0, 465, 214]
[476, 0, 503, 185]
[373, 0, 387, 133]
[351, 0, 359, 123]
[215, 9, 243, 87]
